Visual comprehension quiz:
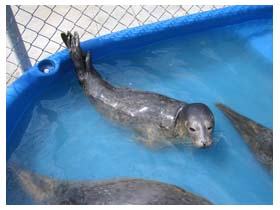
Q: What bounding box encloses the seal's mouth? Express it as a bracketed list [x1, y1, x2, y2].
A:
[193, 139, 213, 148]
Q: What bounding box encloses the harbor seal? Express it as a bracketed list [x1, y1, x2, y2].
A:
[61, 31, 215, 148]
[8, 164, 212, 205]
[216, 103, 272, 172]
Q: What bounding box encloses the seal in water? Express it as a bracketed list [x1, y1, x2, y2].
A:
[8, 164, 212, 205]
[61, 31, 215, 148]
[216, 103, 272, 172]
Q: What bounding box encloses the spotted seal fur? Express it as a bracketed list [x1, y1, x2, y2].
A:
[61, 31, 215, 148]
[8, 164, 212, 205]
[216, 103, 272, 171]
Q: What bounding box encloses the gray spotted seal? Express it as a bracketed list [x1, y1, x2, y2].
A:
[61, 31, 215, 148]
[8, 164, 212, 205]
[216, 103, 272, 172]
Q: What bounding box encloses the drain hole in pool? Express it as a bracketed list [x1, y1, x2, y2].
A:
[38, 59, 55, 74]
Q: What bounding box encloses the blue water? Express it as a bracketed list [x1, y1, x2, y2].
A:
[7, 19, 272, 204]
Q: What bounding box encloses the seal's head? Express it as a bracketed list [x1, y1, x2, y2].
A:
[176, 103, 215, 148]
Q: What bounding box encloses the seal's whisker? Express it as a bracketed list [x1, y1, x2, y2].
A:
[180, 140, 195, 147]
[212, 131, 229, 146]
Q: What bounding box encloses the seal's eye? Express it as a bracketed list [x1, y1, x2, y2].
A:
[189, 127, 196, 132]
[207, 126, 213, 130]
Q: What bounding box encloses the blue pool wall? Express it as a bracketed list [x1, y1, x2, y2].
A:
[6, 5, 272, 158]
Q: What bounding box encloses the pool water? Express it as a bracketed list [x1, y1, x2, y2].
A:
[7, 19, 272, 204]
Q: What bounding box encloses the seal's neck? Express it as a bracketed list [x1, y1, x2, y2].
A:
[173, 105, 189, 138]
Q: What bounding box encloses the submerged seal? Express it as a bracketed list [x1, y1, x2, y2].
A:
[8, 164, 212, 205]
[216, 103, 272, 172]
[61, 32, 215, 148]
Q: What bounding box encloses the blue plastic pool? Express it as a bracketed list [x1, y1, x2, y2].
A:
[6, 6, 272, 204]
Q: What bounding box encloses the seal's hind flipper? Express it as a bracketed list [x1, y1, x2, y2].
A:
[7, 162, 57, 204]
[70, 32, 86, 68]
[215, 102, 272, 171]
[61, 31, 107, 86]
[61, 31, 70, 48]
[61, 31, 88, 81]
[215, 103, 271, 138]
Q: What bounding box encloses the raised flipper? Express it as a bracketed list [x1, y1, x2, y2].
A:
[61, 31, 103, 82]
[61, 31, 88, 81]
[216, 103, 272, 172]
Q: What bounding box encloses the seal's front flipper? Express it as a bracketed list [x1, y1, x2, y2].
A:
[135, 135, 164, 150]
[134, 127, 172, 150]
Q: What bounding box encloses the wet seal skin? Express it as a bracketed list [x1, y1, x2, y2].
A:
[216, 103, 272, 172]
[8, 164, 212, 205]
[61, 31, 215, 149]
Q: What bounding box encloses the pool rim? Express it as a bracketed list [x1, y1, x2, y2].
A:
[6, 5, 272, 152]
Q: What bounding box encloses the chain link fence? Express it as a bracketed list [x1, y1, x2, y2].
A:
[6, 5, 227, 86]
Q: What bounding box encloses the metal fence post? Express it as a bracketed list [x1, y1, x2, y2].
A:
[6, 5, 226, 85]
[6, 5, 32, 72]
